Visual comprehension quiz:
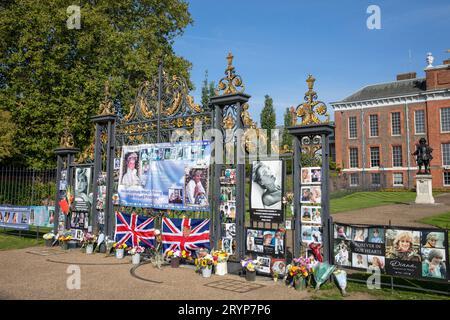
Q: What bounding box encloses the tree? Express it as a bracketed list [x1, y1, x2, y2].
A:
[260, 94, 276, 147]
[282, 107, 293, 150]
[0, 110, 16, 162]
[0, 0, 193, 168]
[200, 70, 216, 109]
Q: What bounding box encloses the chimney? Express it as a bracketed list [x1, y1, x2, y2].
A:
[444, 59, 450, 65]
[396, 72, 417, 81]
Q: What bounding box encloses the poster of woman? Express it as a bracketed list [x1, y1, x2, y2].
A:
[250, 160, 282, 210]
[184, 168, 209, 206]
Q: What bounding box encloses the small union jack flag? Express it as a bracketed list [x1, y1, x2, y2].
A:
[161, 217, 210, 256]
[114, 212, 155, 248]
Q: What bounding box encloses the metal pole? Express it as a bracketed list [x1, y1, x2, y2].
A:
[157, 60, 163, 143]
[321, 133, 331, 263]
[293, 137, 301, 257]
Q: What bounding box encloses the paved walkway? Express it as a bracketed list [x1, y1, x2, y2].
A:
[332, 193, 450, 228]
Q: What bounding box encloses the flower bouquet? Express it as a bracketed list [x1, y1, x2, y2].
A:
[241, 258, 259, 281]
[58, 233, 73, 250]
[212, 250, 230, 275]
[195, 254, 217, 278]
[166, 249, 182, 268]
[43, 232, 55, 247]
[333, 269, 348, 296]
[112, 242, 127, 259]
[312, 262, 336, 291]
[129, 246, 145, 265]
[81, 233, 97, 254]
[287, 257, 314, 291]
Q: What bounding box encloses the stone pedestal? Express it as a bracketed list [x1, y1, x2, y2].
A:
[415, 174, 435, 204]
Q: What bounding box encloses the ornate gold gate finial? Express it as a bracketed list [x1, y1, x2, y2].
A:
[60, 118, 75, 148]
[215, 52, 245, 96]
[293, 74, 330, 126]
[98, 80, 114, 115]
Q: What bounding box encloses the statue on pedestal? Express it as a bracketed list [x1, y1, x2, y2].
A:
[412, 138, 433, 174]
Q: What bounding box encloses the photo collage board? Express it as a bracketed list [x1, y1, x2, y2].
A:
[246, 227, 287, 276]
[300, 167, 323, 256]
[219, 167, 236, 256]
[333, 223, 449, 282]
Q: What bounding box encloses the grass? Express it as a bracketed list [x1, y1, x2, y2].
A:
[419, 211, 450, 230]
[0, 226, 51, 251]
[330, 191, 418, 214]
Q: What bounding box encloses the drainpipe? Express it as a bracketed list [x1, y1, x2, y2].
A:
[405, 101, 411, 189]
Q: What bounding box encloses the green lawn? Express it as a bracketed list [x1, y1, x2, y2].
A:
[419, 211, 450, 230]
[330, 191, 418, 214]
[0, 226, 51, 251]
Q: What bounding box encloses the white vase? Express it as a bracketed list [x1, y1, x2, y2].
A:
[215, 261, 227, 276]
[132, 253, 141, 265]
[86, 244, 94, 254]
[202, 267, 212, 278]
[115, 248, 124, 259]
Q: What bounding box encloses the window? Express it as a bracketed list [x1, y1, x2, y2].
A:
[440, 107, 450, 132]
[348, 116, 357, 139]
[371, 173, 381, 186]
[370, 147, 380, 167]
[393, 173, 403, 186]
[444, 172, 450, 186]
[349, 148, 359, 168]
[350, 173, 359, 186]
[442, 143, 450, 166]
[392, 146, 403, 167]
[415, 110, 425, 134]
[391, 112, 401, 135]
[369, 114, 379, 137]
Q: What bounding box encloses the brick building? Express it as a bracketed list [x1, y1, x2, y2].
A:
[331, 53, 450, 189]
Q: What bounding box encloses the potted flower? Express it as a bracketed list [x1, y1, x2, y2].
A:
[195, 254, 216, 278]
[129, 246, 145, 265]
[212, 250, 229, 276]
[43, 232, 55, 247]
[112, 242, 127, 259]
[81, 233, 97, 254]
[166, 249, 182, 268]
[241, 258, 258, 281]
[288, 256, 314, 291]
[58, 234, 73, 250]
[181, 249, 191, 262]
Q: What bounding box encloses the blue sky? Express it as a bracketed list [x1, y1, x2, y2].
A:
[173, 0, 450, 125]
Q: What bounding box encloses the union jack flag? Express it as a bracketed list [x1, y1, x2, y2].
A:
[162, 217, 210, 256]
[114, 212, 155, 248]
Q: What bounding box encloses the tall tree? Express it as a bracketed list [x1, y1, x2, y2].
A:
[260, 94, 276, 147]
[0, 0, 193, 168]
[0, 110, 16, 162]
[282, 107, 293, 150]
[200, 70, 216, 109]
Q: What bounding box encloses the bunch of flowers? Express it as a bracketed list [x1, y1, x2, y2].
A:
[81, 233, 97, 246]
[166, 249, 181, 260]
[112, 243, 128, 250]
[292, 256, 314, 278]
[240, 258, 259, 272]
[43, 232, 55, 240]
[128, 246, 145, 255]
[212, 250, 229, 263]
[181, 249, 191, 260]
[195, 254, 217, 270]
[58, 235, 72, 242]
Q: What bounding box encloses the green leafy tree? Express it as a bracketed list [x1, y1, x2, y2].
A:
[0, 110, 16, 162]
[260, 94, 276, 146]
[200, 70, 216, 109]
[282, 107, 293, 150]
[0, 0, 193, 168]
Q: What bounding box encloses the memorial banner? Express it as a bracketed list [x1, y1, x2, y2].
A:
[118, 141, 211, 211]
[0, 205, 31, 230]
[333, 223, 449, 282]
[246, 227, 286, 258]
[30, 206, 55, 228]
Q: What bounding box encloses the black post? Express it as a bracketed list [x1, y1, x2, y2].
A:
[293, 136, 301, 257]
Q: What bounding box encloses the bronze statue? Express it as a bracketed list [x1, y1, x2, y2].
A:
[412, 138, 433, 174]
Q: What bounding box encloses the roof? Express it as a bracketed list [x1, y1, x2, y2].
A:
[339, 78, 427, 103]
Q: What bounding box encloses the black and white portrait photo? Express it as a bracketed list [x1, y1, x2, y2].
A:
[250, 160, 283, 210]
[75, 167, 91, 206]
[222, 237, 233, 254]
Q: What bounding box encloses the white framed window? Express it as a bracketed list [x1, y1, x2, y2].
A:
[348, 116, 357, 139]
[350, 173, 359, 186]
[440, 107, 450, 133]
[393, 173, 403, 186]
[349, 148, 359, 168]
[369, 114, 379, 137]
[442, 143, 450, 166]
[370, 147, 380, 167]
[371, 173, 381, 186]
[444, 172, 450, 186]
[391, 112, 401, 136]
[392, 146, 403, 167]
[415, 110, 425, 134]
